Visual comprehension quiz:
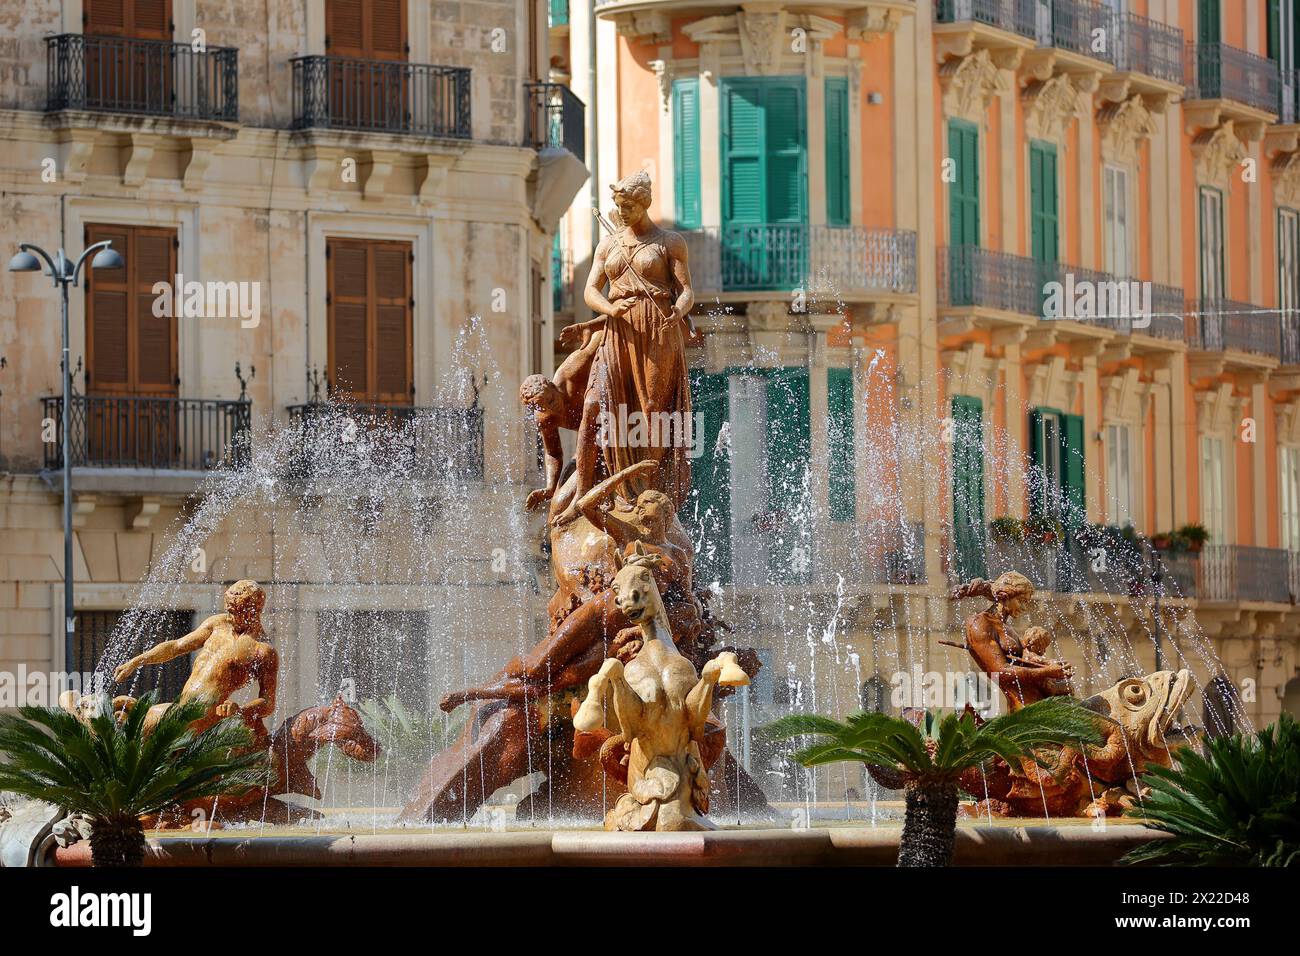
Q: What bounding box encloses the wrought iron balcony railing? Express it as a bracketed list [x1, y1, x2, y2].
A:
[1185, 42, 1281, 115]
[42, 395, 251, 471]
[1281, 69, 1300, 124]
[1146, 284, 1190, 341]
[45, 34, 238, 121]
[1041, 0, 1117, 66]
[524, 82, 586, 161]
[1282, 311, 1300, 365]
[684, 225, 917, 295]
[1186, 298, 1281, 358]
[1198, 545, 1293, 603]
[1113, 11, 1184, 84]
[933, 0, 1038, 40]
[286, 401, 484, 481]
[938, 245, 1040, 314]
[290, 56, 471, 137]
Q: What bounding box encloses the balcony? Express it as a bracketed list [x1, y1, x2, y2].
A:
[684, 226, 916, 300]
[1109, 10, 1184, 94]
[1185, 298, 1281, 364]
[1183, 42, 1280, 135]
[933, 0, 1038, 64]
[45, 34, 238, 122]
[938, 245, 1040, 319]
[524, 82, 585, 162]
[286, 401, 484, 482]
[290, 56, 471, 138]
[1198, 545, 1294, 604]
[1038, 0, 1117, 68]
[42, 394, 250, 472]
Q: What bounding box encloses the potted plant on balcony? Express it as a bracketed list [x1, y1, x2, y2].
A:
[987, 516, 1025, 544]
[1023, 515, 1064, 547]
[1176, 524, 1210, 553]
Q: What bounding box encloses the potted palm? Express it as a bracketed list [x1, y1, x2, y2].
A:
[1122, 714, 1300, 867]
[1175, 523, 1210, 554]
[0, 693, 269, 867]
[763, 696, 1104, 866]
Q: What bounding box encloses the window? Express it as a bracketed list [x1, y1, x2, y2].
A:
[827, 367, 855, 521]
[1282, 445, 1300, 551]
[84, 223, 178, 397]
[326, 238, 413, 403]
[1200, 435, 1226, 542]
[1029, 141, 1059, 267]
[73, 610, 193, 701]
[325, 0, 406, 59]
[673, 77, 701, 229]
[85, 0, 172, 39]
[1030, 408, 1085, 527]
[720, 77, 808, 288]
[1103, 165, 1131, 277]
[1199, 187, 1225, 300]
[324, 0, 408, 129]
[1280, 209, 1299, 357]
[824, 77, 850, 226]
[952, 395, 986, 581]
[1105, 423, 1133, 526]
[1198, 0, 1221, 45]
[316, 609, 429, 707]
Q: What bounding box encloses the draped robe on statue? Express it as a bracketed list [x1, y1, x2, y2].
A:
[590, 229, 692, 508]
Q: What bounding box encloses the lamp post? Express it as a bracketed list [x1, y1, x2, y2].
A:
[1147, 540, 1165, 672]
[8, 241, 123, 654]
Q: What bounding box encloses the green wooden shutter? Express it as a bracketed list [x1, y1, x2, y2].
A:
[673, 77, 701, 229]
[948, 119, 980, 305]
[1198, 0, 1221, 44]
[827, 367, 855, 521]
[686, 369, 732, 585]
[825, 77, 849, 226]
[721, 77, 807, 289]
[1028, 407, 1045, 519]
[1268, 0, 1281, 61]
[1062, 413, 1086, 530]
[765, 367, 811, 582]
[1029, 141, 1059, 266]
[952, 395, 986, 580]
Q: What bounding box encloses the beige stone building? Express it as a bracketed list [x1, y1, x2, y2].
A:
[0, 1, 586, 719]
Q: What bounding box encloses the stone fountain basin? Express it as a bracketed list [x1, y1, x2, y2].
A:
[48, 819, 1167, 867]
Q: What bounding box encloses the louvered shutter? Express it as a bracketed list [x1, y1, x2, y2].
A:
[673, 78, 701, 229]
[329, 240, 371, 398]
[827, 367, 855, 521]
[372, 242, 412, 403]
[133, 229, 177, 394]
[825, 78, 849, 226]
[85, 224, 131, 393]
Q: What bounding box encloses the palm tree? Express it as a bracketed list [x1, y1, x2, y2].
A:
[1122, 714, 1300, 867]
[0, 692, 269, 867]
[763, 696, 1105, 866]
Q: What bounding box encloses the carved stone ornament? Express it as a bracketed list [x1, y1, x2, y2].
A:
[1022, 74, 1079, 143]
[1192, 121, 1248, 191]
[1097, 95, 1157, 165]
[939, 49, 1009, 124]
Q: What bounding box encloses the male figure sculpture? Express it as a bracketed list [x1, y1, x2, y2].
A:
[112, 579, 278, 744]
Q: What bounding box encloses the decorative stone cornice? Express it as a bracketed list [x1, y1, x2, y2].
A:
[1276, 397, 1300, 444]
[938, 49, 1009, 125]
[649, 59, 674, 114]
[609, 10, 671, 44]
[846, 3, 908, 41]
[1191, 121, 1248, 191]
[1022, 74, 1079, 144]
[1097, 95, 1157, 165]
[683, 8, 839, 77]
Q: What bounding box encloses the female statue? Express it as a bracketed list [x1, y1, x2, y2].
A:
[556, 170, 695, 523]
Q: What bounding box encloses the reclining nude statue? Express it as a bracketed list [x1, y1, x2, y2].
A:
[62, 581, 379, 827]
[402, 170, 771, 823]
[574, 545, 749, 831]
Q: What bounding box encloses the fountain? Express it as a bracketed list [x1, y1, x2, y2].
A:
[0, 169, 1252, 865]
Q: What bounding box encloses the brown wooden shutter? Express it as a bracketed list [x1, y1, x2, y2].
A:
[368, 0, 406, 61]
[327, 238, 412, 404]
[86, 224, 131, 393]
[327, 0, 366, 56]
[372, 242, 412, 403]
[85, 0, 128, 36]
[130, 0, 171, 39]
[133, 229, 177, 395]
[84, 223, 177, 397]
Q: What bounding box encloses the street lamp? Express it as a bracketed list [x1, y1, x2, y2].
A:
[8, 240, 123, 652]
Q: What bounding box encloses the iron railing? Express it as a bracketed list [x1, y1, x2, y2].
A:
[1186, 298, 1281, 358]
[45, 34, 238, 120]
[684, 226, 917, 295]
[286, 402, 484, 480]
[933, 0, 1038, 40]
[552, 247, 574, 313]
[1281, 69, 1300, 124]
[1282, 310, 1300, 365]
[1113, 11, 1184, 84]
[863, 520, 928, 586]
[1146, 284, 1190, 341]
[938, 245, 1041, 314]
[1185, 42, 1281, 115]
[1198, 545, 1292, 603]
[290, 56, 471, 137]
[524, 82, 586, 161]
[42, 395, 251, 470]
[1042, 0, 1117, 66]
